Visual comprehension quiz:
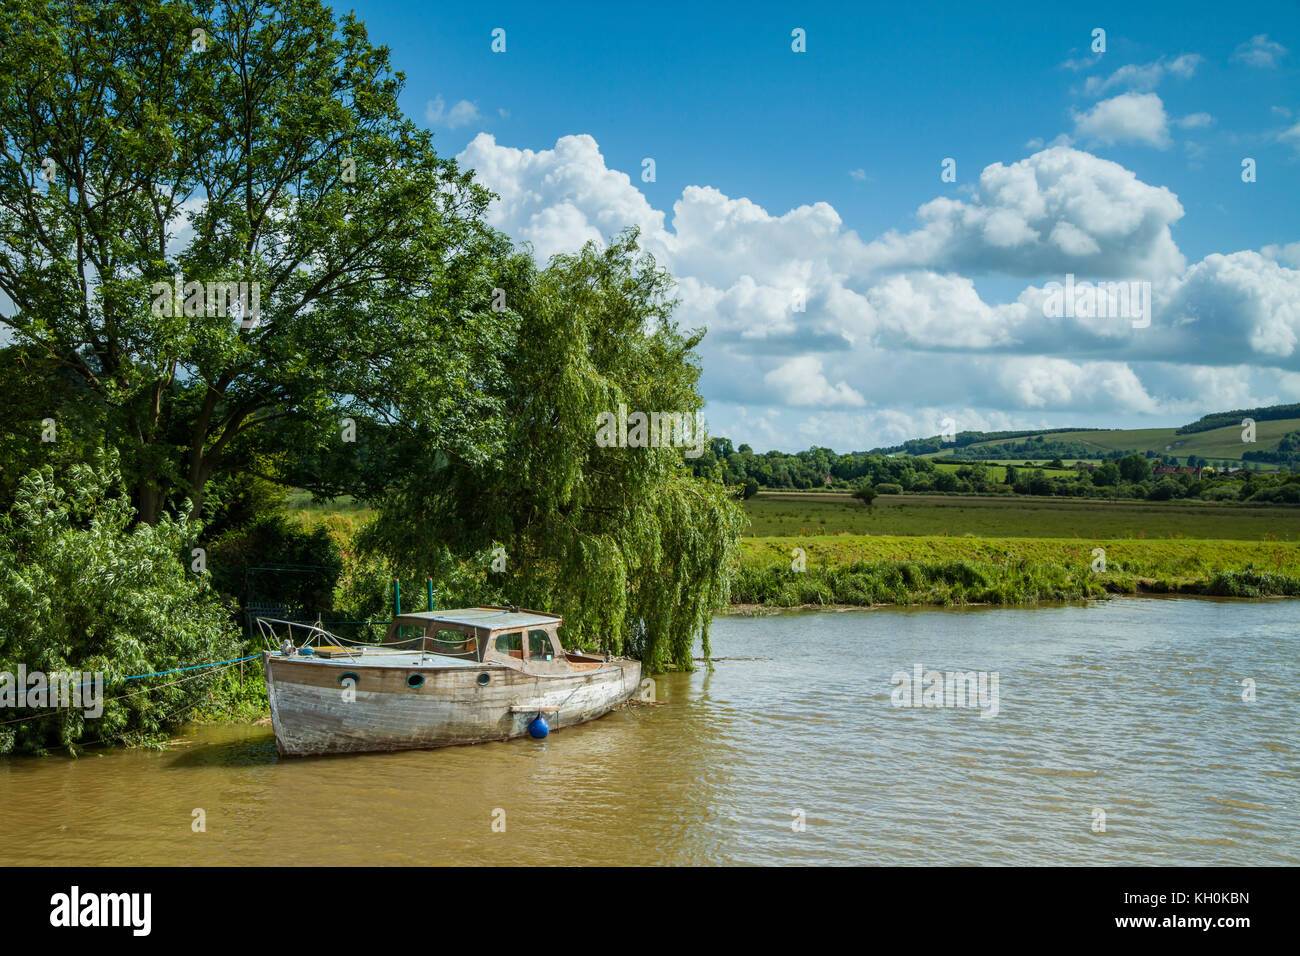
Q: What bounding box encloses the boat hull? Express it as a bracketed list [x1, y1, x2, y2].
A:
[262, 651, 642, 756]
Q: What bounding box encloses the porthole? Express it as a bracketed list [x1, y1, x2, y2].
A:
[476, 672, 491, 686]
[407, 673, 425, 688]
[338, 672, 359, 687]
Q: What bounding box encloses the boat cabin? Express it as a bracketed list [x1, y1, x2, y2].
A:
[384, 606, 583, 675]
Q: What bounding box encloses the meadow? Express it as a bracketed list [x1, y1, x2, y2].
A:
[743, 491, 1300, 540]
[736, 491, 1300, 607]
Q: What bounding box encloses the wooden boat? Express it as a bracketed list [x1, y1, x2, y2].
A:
[258, 606, 642, 756]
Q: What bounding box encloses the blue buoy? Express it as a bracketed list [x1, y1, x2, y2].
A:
[528, 714, 549, 739]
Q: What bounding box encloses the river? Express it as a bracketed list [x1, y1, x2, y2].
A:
[2, 597, 1296, 865]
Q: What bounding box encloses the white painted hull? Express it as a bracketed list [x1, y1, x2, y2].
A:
[262, 652, 642, 756]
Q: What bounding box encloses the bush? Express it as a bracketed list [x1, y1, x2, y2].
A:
[875, 483, 903, 495]
[1147, 478, 1181, 501]
[1200, 484, 1239, 501]
[209, 513, 343, 622]
[852, 483, 878, 506]
[1248, 483, 1300, 504]
[0, 461, 242, 755]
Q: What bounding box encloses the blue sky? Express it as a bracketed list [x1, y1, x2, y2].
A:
[346, 0, 1300, 451]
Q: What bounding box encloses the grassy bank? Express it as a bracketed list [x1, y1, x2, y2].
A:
[736, 535, 1300, 607]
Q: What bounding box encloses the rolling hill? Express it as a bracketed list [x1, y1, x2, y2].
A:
[895, 406, 1300, 466]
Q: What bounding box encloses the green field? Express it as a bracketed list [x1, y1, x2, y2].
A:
[744, 491, 1300, 540]
[938, 417, 1300, 462]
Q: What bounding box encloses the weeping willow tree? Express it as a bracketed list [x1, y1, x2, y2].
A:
[362, 230, 743, 672]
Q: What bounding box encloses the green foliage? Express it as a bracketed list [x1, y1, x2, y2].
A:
[736, 535, 1300, 607]
[361, 232, 744, 672]
[0, 459, 241, 754]
[208, 513, 343, 621]
[874, 483, 903, 495]
[690, 445, 937, 490]
[851, 482, 877, 506]
[0, 0, 513, 524]
[1118, 453, 1153, 483]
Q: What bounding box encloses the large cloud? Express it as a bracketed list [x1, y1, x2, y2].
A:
[859, 146, 1185, 279]
[458, 133, 666, 262]
[456, 133, 1300, 448]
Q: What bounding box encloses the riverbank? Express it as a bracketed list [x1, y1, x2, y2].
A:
[734, 534, 1300, 607]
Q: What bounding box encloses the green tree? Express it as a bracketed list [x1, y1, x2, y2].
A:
[0, 0, 513, 524]
[361, 233, 744, 673]
[1093, 461, 1121, 486]
[1118, 453, 1152, 483]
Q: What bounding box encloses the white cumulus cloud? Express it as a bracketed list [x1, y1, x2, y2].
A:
[1073, 92, 1172, 149]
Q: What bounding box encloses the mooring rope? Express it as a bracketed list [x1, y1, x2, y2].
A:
[0, 654, 261, 727]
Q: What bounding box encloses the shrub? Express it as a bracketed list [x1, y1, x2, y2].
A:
[875, 483, 903, 495]
[852, 483, 878, 506]
[0, 461, 242, 755]
[209, 513, 343, 622]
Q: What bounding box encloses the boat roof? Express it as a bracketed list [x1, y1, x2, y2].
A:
[395, 606, 562, 631]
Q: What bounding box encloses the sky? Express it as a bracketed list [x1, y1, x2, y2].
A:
[223, 2, 1300, 449]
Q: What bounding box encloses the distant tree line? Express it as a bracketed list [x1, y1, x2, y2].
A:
[689, 439, 939, 492]
[873, 427, 1087, 457]
[691, 439, 1300, 504]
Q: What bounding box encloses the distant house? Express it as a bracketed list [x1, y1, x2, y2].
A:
[1152, 463, 1202, 478]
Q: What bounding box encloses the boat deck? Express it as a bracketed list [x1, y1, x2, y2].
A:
[295, 649, 482, 668]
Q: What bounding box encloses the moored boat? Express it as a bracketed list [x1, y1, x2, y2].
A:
[259, 606, 642, 756]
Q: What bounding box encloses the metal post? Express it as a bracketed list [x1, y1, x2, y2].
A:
[393, 578, 401, 616]
[426, 577, 434, 611]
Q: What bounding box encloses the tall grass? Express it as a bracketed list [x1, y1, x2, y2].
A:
[736, 535, 1300, 607]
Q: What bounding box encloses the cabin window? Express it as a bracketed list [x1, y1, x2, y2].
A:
[494, 631, 523, 659]
[527, 629, 555, 661]
[388, 618, 426, 646]
[432, 628, 475, 657]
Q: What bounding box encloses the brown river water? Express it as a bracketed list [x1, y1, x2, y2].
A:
[1, 597, 1296, 865]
